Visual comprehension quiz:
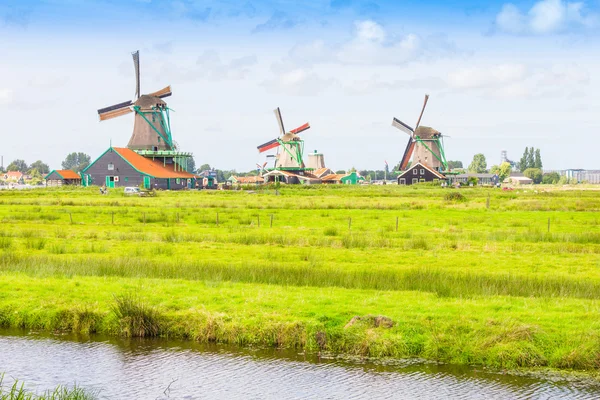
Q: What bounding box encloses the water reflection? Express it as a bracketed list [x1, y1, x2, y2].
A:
[0, 330, 598, 399]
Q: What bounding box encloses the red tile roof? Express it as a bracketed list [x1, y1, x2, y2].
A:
[113, 147, 196, 179]
[5, 171, 23, 178]
[55, 170, 81, 179]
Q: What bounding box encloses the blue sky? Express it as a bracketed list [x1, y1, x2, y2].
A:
[2, 0, 600, 171]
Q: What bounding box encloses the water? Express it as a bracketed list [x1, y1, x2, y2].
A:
[1, 330, 598, 399]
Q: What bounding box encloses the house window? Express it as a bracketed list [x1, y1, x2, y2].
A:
[413, 169, 417, 175]
[108, 163, 114, 171]
[420, 178, 425, 182]
[399, 178, 406, 185]
[176, 178, 180, 184]
[412, 178, 418, 184]
[420, 169, 425, 175]
[124, 177, 128, 182]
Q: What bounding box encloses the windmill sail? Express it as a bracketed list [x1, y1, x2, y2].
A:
[257, 138, 280, 153]
[132, 50, 140, 99]
[290, 122, 310, 134]
[274, 107, 285, 135]
[392, 118, 414, 136]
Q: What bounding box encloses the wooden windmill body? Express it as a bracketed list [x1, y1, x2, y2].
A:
[97, 51, 175, 152]
[392, 95, 448, 172]
[257, 108, 310, 170]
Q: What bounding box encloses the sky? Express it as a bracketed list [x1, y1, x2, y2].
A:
[1, 0, 600, 171]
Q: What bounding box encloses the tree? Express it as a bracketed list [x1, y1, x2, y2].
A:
[26, 168, 43, 185]
[534, 149, 542, 169]
[186, 157, 196, 173]
[7, 159, 28, 173]
[29, 160, 50, 175]
[542, 172, 560, 184]
[498, 162, 512, 181]
[61, 152, 91, 173]
[198, 163, 211, 173]
[523, 168, 543, 184]
[468, 154, 487, 173]
[447, 160, 463, 170]
[489, 164, 500, 175]
[527, 147, 535, 170]
[335, 170, 346, 174]
[519, 147, 528, 171]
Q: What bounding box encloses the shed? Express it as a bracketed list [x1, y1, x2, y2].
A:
[504, 176, 533, 185]
[45, 170, 82, 186]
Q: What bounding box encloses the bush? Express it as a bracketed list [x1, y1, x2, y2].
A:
[523, 168, 543, 184]
[542, 172, 560, 184]
[444, 192, 467, 203]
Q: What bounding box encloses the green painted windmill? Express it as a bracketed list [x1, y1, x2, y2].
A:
[97, 51, 192, 172]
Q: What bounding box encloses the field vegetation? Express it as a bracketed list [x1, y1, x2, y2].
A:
[1, 185, 600, 374]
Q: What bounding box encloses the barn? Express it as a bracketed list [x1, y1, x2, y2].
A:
[45, 170, 82, 186]
[81, 147, 197, 190]
[397, 162, 446, 185]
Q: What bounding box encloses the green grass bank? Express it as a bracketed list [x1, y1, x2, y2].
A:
[1, 185, 599, 375]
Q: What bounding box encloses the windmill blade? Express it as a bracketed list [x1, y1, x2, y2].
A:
[392, 118, 414, 136]
[290, 122, 310, 134]
[414, 94, 429, 130]
[132, 50, 140, 99]
[98, 107, 133, 121]
[148, 85, 172, 99]
[274, 107, 285, 136]
[399, 139, 416, 170]
[97, 100, 133, 121]
[257, 138, 280, 153]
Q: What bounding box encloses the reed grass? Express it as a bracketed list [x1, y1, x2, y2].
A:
[0, 374, 95, 400]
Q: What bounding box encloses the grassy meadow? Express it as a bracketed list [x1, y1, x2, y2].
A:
[1, 185, 600, 374]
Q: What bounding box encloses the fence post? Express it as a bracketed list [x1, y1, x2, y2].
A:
[112, 212, 114, 225]
[177, 212, 179, 223]
[69, 213, 73, 224]
[486, 193, 490, 209]
[216, 212, 219, 226]
[258, 215, 260, 228]
[270, 214, 273, 228]
[548, 218, 550, 233]
[396, 216, 399, 232]
[348, 217, 352, 231]
[143, 212, 146, 224]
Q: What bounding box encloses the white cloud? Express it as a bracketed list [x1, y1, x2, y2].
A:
[447, 64, 527, 90]
[495, 0, 597, 35]
[445, 62, 590, 99]
[262, 62, 335, 96]
[0, 89, 13, 105]
[355, 20, 386, 42]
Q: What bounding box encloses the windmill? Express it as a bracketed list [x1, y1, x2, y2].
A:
[392, 94, 448, 172]
[257, 107, 310, 169]
[97, 51, 174, 152]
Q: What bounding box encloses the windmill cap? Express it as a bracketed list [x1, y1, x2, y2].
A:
[134, 94, 166, 109]
[414, 126, 440, 139]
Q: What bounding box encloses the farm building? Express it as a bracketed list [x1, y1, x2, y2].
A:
[45, 170, 82, 186]
[262, 170, 321, 184]
[82, 147, 197, 190]
[312, 168, 334, 179]
[3, 171, 24, 183]
[504, 176, 533, 185]
[228, 176, 264, 185]
[197, 169, 218, 188]
[450, 173, 500, 186]
[321, 171, 365, 185]
[397, 162, 446, 185]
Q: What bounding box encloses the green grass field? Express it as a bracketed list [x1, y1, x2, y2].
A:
[1, 185, 600, 374]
